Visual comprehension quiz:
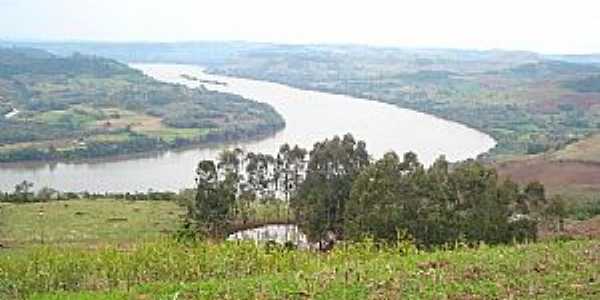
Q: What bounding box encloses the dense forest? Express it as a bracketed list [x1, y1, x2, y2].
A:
[0, 47, 285, 162]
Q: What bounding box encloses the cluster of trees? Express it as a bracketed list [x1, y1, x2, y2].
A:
[0, 133, 165, 163]
[0, 180, 178, 203]
[188, 134, 565, 248]
[343, 153, 563, 247]
[186, 143, 308, 237]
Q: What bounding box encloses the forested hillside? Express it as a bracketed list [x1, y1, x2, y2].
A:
[204, 46, 600, 158]
[0, 47, 284, 162]
[14, 41, 600, 158]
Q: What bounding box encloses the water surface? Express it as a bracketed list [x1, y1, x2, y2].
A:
[0, 64, 495, 193]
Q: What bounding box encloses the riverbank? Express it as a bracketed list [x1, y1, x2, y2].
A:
[204, 46, 600, 159]
[0, 48, 285, 166]
[0, 64, 495, 193]
[0, 125, 282, 166]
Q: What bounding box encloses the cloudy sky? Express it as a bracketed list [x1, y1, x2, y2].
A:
[1, 0, 599, 54]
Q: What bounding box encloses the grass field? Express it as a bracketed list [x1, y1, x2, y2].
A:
[0, 200, 182, 247]
[0, 200, 599, 299]
[1, 235, 598, 299]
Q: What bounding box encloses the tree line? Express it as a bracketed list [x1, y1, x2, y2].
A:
[187, 134, 565, 248]
[0, 180, 179, 203]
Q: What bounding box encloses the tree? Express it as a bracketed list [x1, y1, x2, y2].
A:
[522, 181, 547, 215]
[344, 154, 538, 247]
[293, 134, 369, 242]
[187, 160, 236, 238]
[345, 152, 404, 241]
[543, 195, 567, 232]
[14, 180, 34, 202]
[36, 187, 59, 201]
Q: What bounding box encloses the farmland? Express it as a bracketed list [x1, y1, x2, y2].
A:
[0, 200, 599, 299]
[0, 47, 284, 163]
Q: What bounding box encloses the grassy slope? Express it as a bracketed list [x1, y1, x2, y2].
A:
[1, 236, 598, 299]
[496, 134, 600, 204]
[0, 200, 599, 299]
[0, 200, 182, 247]
[552, 134, 600, 163]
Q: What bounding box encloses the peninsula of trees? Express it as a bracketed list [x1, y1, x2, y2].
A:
[0, 47, 285, 162]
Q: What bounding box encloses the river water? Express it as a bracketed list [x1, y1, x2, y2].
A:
[0, 64, 495, 193]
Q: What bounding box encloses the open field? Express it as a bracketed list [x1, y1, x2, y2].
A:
[496, 158, 600, 192]
[0, 200, 183, 247]
[551, 134, 600, 163]
[495, 135, 600, 201]
[1, 200, 599, 299]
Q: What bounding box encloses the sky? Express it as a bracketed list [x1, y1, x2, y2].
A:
[1, 0, 599, 54]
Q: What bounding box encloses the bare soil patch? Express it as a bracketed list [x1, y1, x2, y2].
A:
[496, 158, 600, 191]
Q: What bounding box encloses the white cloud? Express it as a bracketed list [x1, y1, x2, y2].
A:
[1, 0, 599, 54]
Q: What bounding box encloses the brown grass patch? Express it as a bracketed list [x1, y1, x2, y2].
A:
[496, 158, 600, 189]
[552, 134, 600, 163]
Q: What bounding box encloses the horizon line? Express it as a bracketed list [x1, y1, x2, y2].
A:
[1, 37, 599, 57]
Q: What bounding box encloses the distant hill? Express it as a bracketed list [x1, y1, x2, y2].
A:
[0, 41, 543, 71]
[0, 47, 284, 162]
[545, 54, 600, 65]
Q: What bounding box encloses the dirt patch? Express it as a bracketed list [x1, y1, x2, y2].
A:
[563, 216, 600, 239]
[106, 218, 128, 223]
[496, 158, 600, 189]
[552, 134, 600, 163]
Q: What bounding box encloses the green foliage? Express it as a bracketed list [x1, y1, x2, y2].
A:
[180, 134, 559, 248]
[0, 47, 285, 162]
[292, 134, 369, 241]
[345, 154, 543, 247]
[0, 239, 598, 299]
[568, 198, 600, 220]
[186, 160, 237, 238]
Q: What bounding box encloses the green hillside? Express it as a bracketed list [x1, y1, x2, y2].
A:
[0, 47, 284, 162]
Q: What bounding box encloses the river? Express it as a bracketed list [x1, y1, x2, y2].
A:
[0, 64, 495, 193]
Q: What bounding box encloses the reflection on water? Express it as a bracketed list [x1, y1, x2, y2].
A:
[0, 64, 496, 193]
[228, 225, 307, 248]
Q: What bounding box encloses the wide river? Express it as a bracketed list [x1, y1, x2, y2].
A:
[0, 64, 495, 193]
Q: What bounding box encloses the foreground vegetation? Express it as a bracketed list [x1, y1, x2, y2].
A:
[1, 197, 598, 299]
[0, 238, 598, 299]
[0, 47, 284, 162]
